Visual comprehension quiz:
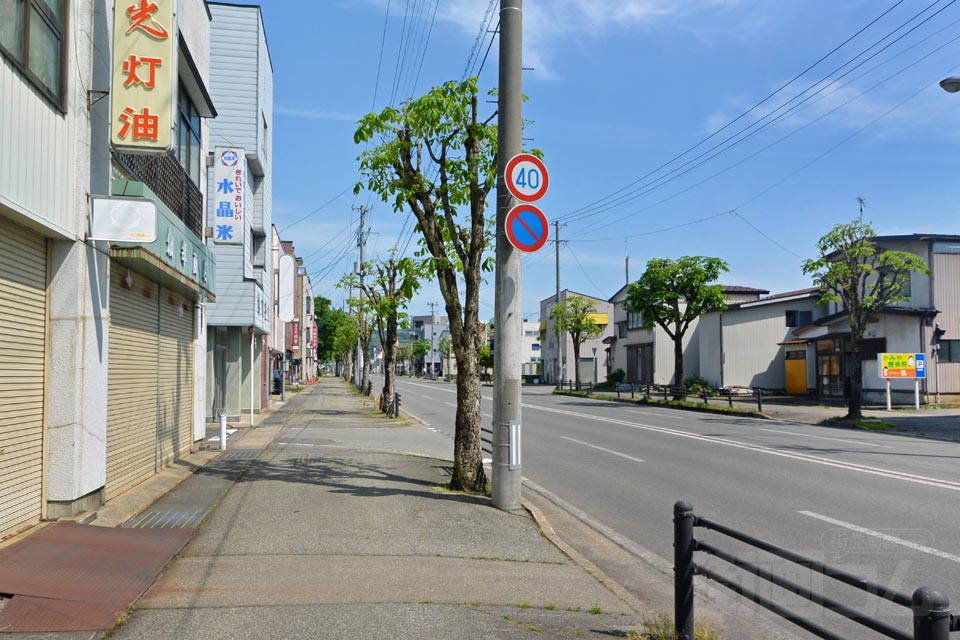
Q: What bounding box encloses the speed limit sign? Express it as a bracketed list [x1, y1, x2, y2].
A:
[505, 153, 549, 202]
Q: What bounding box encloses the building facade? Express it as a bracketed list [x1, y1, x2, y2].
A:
[412, 314, 448, 376]
[0, 0, 217, 536]
[204, 2, 274, 422]
[539, 290, 613, 386]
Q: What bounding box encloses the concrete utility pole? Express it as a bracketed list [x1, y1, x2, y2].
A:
[353, 205, 370, 387]
[553, 219, 563, 388]
[428, 301, 438, 375]
[493, 0, 522, 511]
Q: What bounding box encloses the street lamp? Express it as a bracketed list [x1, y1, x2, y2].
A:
[940, 77, 960, 93]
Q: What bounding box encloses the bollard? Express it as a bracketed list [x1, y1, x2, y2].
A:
[616, 385, 621, 399]
[219, 411, 227, 452]
[674, 501, 696, 640]
[663, 386, 668, 402]
[756, 387, 763, 412]
[702, 390, 708, 405]
[394, 391, 401, 418]
[912, 587, 951, 640]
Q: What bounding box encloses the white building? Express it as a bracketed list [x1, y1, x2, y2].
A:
[539, 290, 613, 386]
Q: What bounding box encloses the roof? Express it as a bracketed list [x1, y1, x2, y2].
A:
[874, 233, 960, 243]
[759, 286, 824, 302]
[722, 285, 770, 294]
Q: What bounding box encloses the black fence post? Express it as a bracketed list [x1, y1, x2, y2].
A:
[616, 385, 621, 399]
[663, 386, 668, 402]
[727, 391, 733, 408]
[674, 501, 696, 640]
[913, 587, 951, 640]
[701, 390, 708, 405]
[394, 392, 401, 418]
[756, 388, 763, 412]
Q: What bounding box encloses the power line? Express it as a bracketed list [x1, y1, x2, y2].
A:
[370, 0, 392, 110]
[476, 20, 500, 78]
[408, 0, 440, 97]
[566, 245, 605, 297]
[561, 5, 960, 231]
[557, 0, 945, 223]
[462, 0, 499, 80]
[389, 0, 414, 106]
[278, 185, 354, 233]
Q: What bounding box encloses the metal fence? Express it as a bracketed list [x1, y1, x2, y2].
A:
[674, 501, 957, 640]
[113, 151, 204, 238]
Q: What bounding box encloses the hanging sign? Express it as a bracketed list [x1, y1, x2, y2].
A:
[111, 0, 177, 153]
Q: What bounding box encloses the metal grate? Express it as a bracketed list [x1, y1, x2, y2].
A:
[113, 151, 204, 238]
[124, 510, 205, 529]
[221, 450, 259, 460]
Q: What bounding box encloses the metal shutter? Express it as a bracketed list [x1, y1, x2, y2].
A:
[106, 267, 160, 499]
[0, 217, 46, 536]
[157, 288, 194, 466]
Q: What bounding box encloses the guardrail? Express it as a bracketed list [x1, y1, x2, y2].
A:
[609, 383, 766, 410]
[674, 501, 957, 640]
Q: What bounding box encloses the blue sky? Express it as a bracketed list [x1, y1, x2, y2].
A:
[253, 0, 960, 320]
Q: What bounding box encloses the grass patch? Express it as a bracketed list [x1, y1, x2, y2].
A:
[818, 416, 897, 431]
[629, 613, 725, 639]
[553, 389, 762, 418]
[588, 605, 603, 615]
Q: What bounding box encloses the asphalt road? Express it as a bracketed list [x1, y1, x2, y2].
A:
[381, 374, 960, 639]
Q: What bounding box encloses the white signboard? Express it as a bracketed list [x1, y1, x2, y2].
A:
[90, 197, 158, 242]
[212, 147, 246, 244]
[278, 254, 295, 322]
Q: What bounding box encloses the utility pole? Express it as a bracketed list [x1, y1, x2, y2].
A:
[353, 205, 370, 387]
[493, 0, 522, 511]
[553, 220, 565, 389]
[428, 301, 437, 376]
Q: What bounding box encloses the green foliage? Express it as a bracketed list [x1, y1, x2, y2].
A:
[412, 338, 430, 360]
[632, 613, 725, 640]
[550, 296, 604, 346]
[439, 335, 453, 358]
[626, 256, 729, 340]
[478, 342, 493, 371]
[684, 374, 711, 392]
[802, 217, 929, 418]
[607, 368, 626, 385]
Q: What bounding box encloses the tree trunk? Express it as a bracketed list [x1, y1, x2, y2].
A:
[382, 318, 398, 409]
[673, 334, 685, 401]
[450, 333, 481, 491]
[343, 350, 354, 383]
[848, 337, 863, 420]
[573, 341, 581, 391]
[360, 332, 372, 391]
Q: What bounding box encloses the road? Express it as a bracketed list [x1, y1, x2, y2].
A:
[381, 374, 960, 639]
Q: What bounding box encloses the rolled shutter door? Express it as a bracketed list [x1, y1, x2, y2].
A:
[158, 287, 194, 466]
[0, 217, 46, 536]
[106, 267, 159, 499]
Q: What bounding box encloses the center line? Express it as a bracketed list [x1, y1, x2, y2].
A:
[758, 427, 889, 448]
[561, 436, 644, 463]
[798, 511, 960, 564]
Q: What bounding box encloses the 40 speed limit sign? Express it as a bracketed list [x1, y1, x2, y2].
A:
[504, 153, 549, 202]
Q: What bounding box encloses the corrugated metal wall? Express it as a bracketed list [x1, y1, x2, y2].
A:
[934, 251, 960, 393]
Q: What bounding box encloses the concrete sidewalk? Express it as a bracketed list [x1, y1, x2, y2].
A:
[106, 377, 646, 640]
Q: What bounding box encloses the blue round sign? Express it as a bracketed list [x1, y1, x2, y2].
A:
[505, 204, 549, 253]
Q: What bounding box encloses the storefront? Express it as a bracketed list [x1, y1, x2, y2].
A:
[105, 181, 215, 499]
[0, 216, 47, 534]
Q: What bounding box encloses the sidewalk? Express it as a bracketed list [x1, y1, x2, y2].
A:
[573, 387, 960, 442]
[101, 377, 645, 640]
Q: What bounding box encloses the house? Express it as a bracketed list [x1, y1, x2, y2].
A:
[606, 285, 768, 386]
[793, 234, 960, 404]
[412, 314, 449, 375]
[539, 290, 614, 385]
[698, 287, 825, 392]
[205, 2, 275, 422]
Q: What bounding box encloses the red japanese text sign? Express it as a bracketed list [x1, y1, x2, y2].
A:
[111, 0, 177, 152]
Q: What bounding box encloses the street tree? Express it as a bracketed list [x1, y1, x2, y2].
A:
[802, 218, 929, 419]
[439, 335, 453, 380]
[331, 311, 358, 380]
[355, 78, 497, 490]
[411, 338, 431, 375]
[342, 254, 423, 411]
[550, 296, 604, 390]
[626, 256, 729, 398]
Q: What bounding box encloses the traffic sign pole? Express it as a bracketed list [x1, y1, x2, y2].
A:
[493, 0, 523, 512]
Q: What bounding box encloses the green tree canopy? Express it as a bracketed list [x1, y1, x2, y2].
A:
[550, 295, 604, 390]
[355, 78, 497, 490]
[626, 256, 729, 394]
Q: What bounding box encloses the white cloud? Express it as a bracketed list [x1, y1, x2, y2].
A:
[274, 106, 360, 122]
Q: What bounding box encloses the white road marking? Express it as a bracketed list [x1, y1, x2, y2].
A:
[561, 436, 644, 463]
[798, 511, 960, 564]
[521, 402, 960, 492]
[757, 427, 890, 448]
[625, 409, 684, 421]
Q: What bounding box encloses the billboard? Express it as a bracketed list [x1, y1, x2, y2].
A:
[212, 148, 246, 244]
[878, 353, 925, 379]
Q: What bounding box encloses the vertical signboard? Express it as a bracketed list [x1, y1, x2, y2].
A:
[311, 325, 318, 349]
[277, 254, 295, 322]
[212, 148, 246, 244]
[291, 321, 300, 348]
[111, 0, 177, 152]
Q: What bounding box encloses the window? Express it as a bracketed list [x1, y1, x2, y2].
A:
[786, 310, 813, 328]
[175, 82, 202, 185]
[860, 337, 886, 361]
[0, 0, 66, 106]
[627, 311, 644, 330]
[941, 340, 960, 363]
[531, 343, 540, 351]
[617, 322, 628, 339]
[895, 272, 912, 298]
